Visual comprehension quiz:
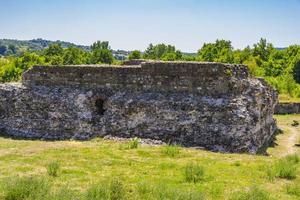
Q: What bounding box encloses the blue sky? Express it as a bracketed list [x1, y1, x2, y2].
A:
[0, 0, 299, 52]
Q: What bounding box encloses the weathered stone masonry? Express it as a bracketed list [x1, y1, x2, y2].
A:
[0, 61, 278, 153]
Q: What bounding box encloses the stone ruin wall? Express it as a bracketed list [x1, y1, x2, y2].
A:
[0, 61, 278, 154]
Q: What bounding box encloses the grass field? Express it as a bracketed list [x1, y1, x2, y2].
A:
[0, 115, 300, 199]
[279, 94, 300, 103]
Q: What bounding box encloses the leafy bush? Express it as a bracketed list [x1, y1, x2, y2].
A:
[128, 50, 141, 60]
[292, 120, 300, 127]
[265, 75, 300, 98]
[3, 176, 50, 200]
[230, 186, 272, 200]
[47, 161, 61, 177]
[293, 59, 300, 84]
[161, 145, 181, 157]
[233, 161, 241, 167]
[184, 162, 205, 183]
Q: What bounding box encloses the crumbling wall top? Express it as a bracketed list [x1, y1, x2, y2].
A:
[22, 61, 250, 96]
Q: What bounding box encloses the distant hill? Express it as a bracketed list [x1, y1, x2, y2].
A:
[0, 38, 91, 55]
[0, 38, 131, 59]
[276, 47, 287, 51]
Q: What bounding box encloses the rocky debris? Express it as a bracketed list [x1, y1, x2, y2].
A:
[275, 103, 300, 114]
[0, 61, 278, 154]
[103, 135, 166, 146]
[122, 59, 147, 66]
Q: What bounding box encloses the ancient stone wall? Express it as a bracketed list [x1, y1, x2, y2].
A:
[275, 103, 300, 114]
[0, 62, 278, 154]
[22, 62, 249, 96]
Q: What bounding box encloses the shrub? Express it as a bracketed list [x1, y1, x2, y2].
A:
[286, 183, 300, 197]
[292, 120, 300, 127]
[230, 186, 272, 200]
[233, 161, 241, 167]
[128, 50, 141, 60]
[161, 145, 181, 158]
[3, 176, 50, 200]
[184, 162, 205, 183]
[47, 161, 61, 177]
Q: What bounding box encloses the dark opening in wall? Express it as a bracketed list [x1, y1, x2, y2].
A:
[0, 105, 5, 119]
[95, 98, 106, 115]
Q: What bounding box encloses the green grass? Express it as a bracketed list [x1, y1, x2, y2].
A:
[161, 145, 181, 157]
[47, 161, 61, 177]
[184, 162, 205, 183]
[230, 186, 273, 200]
[0, 115, 299, 199]
[265, 154, 300, 181]
[3, 176, 50, 200]
[279, 94, 300, 103]
[119, 137, 140, 150]
[286, 183, 300, 197]
[85, 178, 125, 200]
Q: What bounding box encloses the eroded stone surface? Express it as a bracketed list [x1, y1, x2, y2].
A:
[0, 62, 278, 153]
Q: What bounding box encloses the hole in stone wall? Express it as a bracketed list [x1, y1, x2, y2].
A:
[0, 105, 5, 119]
[95, 98, 106, 115]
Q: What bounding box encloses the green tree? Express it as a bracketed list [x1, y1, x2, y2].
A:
[253, 38, 274, 61]
[143, 43, 182, 60]
[264, 50, 285, 77]
[293, 58, 300, 84]
[0, 53, 44, 82]
[90, 41, 114, 64]
[63, 46, 86, 65]
[143, 44, 155, 59]
[197, 40, 234, 63]
[91, 41, 110, 51]
[44, 44, 64, 65]
[44, 44, 64, 57]
[284, 45, 300, 70]
[15, 52, 45, 70]
[7, 44, 17, 55]
[0, 45, 7, 55]
[233, 46, 251, 64]
[0, 58, 20, 82]
[128, 50, 141, 60]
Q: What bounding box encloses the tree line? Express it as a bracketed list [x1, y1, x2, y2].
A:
[1, 39, 300, 98]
